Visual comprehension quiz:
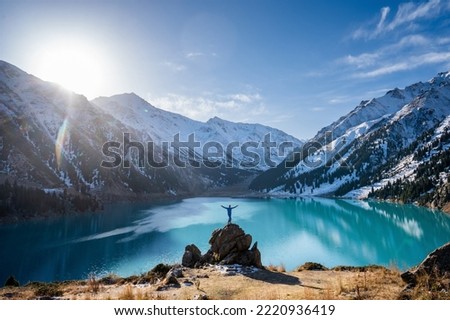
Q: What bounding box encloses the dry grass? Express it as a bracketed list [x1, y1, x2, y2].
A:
[194, 278, 201, 291]
[29, 282, 64, 298]
[118, 285, 135, 300]
[248, 267, 404, 300]
[0, 264, 441, 300]
[266, 264, 286, 273]
[340, 267, 404, 299]
[277, 264, 286, 273]
[296, 262, 328, 271]
[135, 289, 150, 300]
[401, 272, 450, 300]
[99, 273, 122, 285]
[88, 274, 101, 294]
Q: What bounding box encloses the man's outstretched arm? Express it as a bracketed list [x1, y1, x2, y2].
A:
[221, 205, 227, 209]
[231, 205, 238, 209]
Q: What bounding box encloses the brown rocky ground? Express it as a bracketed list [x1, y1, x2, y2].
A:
[0, 264, 409, 300]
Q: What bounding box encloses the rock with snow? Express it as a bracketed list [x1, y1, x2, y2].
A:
[167, 265, 184, 278]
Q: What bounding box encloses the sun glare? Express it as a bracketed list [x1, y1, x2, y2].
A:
[36, 39, 107, 99]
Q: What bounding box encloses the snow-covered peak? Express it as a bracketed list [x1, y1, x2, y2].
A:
[251, 70, 450, 202]
[314, 71, 449, 142]
[91, 92, 303, 169]
[0, 60, 27, 79]
[91, 93, 204, 142]
[93, 92, 150, 109]
[92, 92, 159, 120]
[206, 116, 225, 124]
[430, 71, 450, 85]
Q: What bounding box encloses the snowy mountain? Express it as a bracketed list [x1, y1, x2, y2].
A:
[0, 60, 301, 213]
[250, 72, 450, 211]
[91, 94, 302, 170]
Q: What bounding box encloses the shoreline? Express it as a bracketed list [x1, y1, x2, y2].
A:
[0, 262, 409, 300]
[1, 188, 449, 225]
[2, 261, 446, 300]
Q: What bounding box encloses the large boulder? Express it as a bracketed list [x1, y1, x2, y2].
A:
[209, 224, 253, 260]
[401, 241, 450, 288]
[182, 244, 202, 267]
[4, 275, 20, 287]
[183, 223, 262, 268]
[220, 241, 262, 269]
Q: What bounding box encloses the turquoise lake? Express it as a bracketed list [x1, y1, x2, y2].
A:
[1, 197, 450, 284]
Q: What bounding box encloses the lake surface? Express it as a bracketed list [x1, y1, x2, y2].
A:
[1, 197, 450, 284]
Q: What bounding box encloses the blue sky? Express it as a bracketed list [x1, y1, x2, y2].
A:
[1, 0, 450, 138]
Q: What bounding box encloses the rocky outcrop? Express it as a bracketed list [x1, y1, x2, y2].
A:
[156, 265, 183, 291]
[401, 241, 450, 289]
[181, 224, 262, 269]
[4, 276, 19, 287]
[296, 262, 328, 271]
[182, 244, 202, 268]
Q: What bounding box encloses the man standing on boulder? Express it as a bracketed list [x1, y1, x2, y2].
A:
[221, 204, 238, 224]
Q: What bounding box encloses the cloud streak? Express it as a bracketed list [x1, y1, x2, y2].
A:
[185, 52, 204, 59]
[163, 61, 186, 72]
[344, 53, 380, 69]
[185, 51, 218, 59]
[342, 34, 434, 74]
[342, 0, 450, 80]
[387, 0, 442, 31]
[353, 51, 450, 78]
[376, 7, 391, 36]
[150, 91, 267, 122]
[353, 0, 448, 39]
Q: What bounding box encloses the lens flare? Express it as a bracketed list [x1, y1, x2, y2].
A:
[55, 118, 69, 170]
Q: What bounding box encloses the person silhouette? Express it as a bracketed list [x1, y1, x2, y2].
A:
[221, 204, 238, 224]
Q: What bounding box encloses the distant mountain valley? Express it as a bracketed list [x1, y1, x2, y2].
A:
[0, 60, 449, 220]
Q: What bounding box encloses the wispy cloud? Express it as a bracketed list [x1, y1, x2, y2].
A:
[394, 34, 429, 47]
[344, 34, 429, 65]
[265, 114, 292, 124]
[328, 95, 355, 104]
[163, 61, 186, 72]
[229, 93, 262, 103]
[353, 51, 450, 78]
[355, 62, 409, 78]
[342, 24, 450, 78]
[185, 51, 218, 59]
[311, 1, 449, 111]
[353, 0, 448, 39]
[150, 91, 267, 122]
[376, 6, 391, 36]
[387, 0, 442, 31]
[341, 34, 432, 72]
[364, 88, 393, 97]
[437, 36, 450, 44]
[343, 53, 380, 69]
[185, 52, 204, 59]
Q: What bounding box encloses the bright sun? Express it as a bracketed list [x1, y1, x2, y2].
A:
[36, 39, 107, 99]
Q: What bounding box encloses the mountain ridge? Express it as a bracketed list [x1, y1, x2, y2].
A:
[0, 60, 302, 220]
[250, 71, 450, 212]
